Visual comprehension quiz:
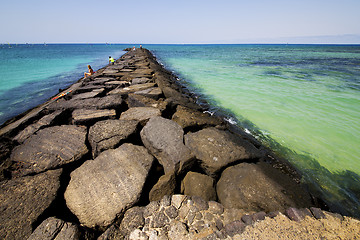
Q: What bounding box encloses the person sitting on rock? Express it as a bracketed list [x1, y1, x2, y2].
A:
[84, 65, 94, 78]
[109, 56, 115, 65]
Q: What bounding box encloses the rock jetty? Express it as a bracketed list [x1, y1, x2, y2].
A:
[0, 48, 359, 239]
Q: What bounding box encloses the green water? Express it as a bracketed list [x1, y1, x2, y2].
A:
[148, 44, 360, 216]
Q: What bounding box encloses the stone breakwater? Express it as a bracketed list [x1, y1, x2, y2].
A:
[0, 48, 358, 239]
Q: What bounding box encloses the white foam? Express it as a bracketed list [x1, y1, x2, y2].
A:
[225, 117, 237, 125]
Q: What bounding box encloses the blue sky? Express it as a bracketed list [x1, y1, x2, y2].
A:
[1, 0, 360, 44]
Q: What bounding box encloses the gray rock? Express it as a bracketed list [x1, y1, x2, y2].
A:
[181, 171, 216, 201]
[72, 109, 116, 125]
[107, 83, 156, 95]
[64, 143, 154, 228]
[13, 110, 62, 143]
[217, 162, 313, 213]
[127, 94, 160, 108]
[71, 89, 104, 100]
[28, 217, 80, 240]
[88, 119, 138, 158]
[131, 77, 151, 85]
[310, 207, 326, 219]
[208, 201, 224, 215]
[119, 207, 145, 236]
[97, 225, 123, 240]
[184, 127, 262, 176]
[222, 220, 246, 237]
[10, 125, 88, 176]
[120, 107, 161, 126]
[140, 116, 194, 174]
[134, 87, 162, 100]
[149, 172, 176, 202]
[172, 105, 222, 129]
[0, 169, 62, 240]
[47, 95, 123, 111]
[168, 221, 189, 240]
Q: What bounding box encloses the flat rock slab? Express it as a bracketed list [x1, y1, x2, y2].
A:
[84, 77, 116, 85]
[47, 95, 123, 111]
[10, 126, 88, 176]
[140, 116, 194, 174]
[88, 119, 139, 158]
[0, 169, 62, 240]
[131, 77, 151, 85]
[105, 80, 128, 86]
[127, 94, 166, 110]
[71, 89, 104, 100]
[72, 109, 116, 125]
[216, 162, 313, 213]
[184, 127, 262, 176]
[134, 87, 162, 99]
[107, 83, 156, 95]
[120, 107, 161, 125]
[13, 110, 62, 143]
[172, 105, 222, 129]
[28, 217, 80, 240]
[64, 143, 154, 228]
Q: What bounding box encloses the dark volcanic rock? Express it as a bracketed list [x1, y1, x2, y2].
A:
[134, 87, 162, 99]
[120, 107, 161, 126]
[72, 109, 116, 125]
[131, 77, 151, 85]
[149, 171, 176, 202]
[172, 105, 222, 129]
[119, 207, 145, 236]
[127, 94, 160, 108]
[10, 125, 88, 176]
[71, 89, 104, 100]
[88, 119, 138, 158]
[216, 162, 313, 213]
[184, 127, 262, 176]
[140, 116, 194, 174]
[64, 143, 154, 228]
[13, 110, 62, 143]
[28, 217, 80, 240]
[0, 169, 62, 240]
[181, 171, 217, 201]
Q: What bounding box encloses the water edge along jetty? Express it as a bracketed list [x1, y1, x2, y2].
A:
[0, 48, 359, 239]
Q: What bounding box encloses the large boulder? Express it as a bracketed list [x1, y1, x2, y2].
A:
[184, 127, 262, 176]
[149, 172, 177, 202]
[140, 116, 194, 174]
[88, 119, 139, 158]
[181, 171, 217, 201]
[0, 169, 62, 240]
[28, 217, 80, 240]
[10, 125, 88, 176]
[120, 107, 161, 126]
[172, 105, 222, 129]
[64, 143, 154, 228]
[216, 162, 313, 213]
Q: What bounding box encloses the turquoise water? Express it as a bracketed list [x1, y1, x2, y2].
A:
[1, 44, 360, 217]
[147, 44, 360, 217]
[0, 44, 128, 124]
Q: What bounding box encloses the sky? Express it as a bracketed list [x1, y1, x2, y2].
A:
[1, 0, 360, 44]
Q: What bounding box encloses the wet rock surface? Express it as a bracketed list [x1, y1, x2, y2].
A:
[0, 48, 347, 239]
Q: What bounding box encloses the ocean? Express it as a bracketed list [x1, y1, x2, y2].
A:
[1, 44, 360, 217]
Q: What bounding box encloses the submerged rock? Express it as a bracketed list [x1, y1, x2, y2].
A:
[216, 162, 313, 213]
[64, 143, 154, 228]
[0, 169, 62, 240]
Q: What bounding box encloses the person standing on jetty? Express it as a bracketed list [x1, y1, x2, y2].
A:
[84, 65, 94, 78]
[109, 56, 115, 65]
